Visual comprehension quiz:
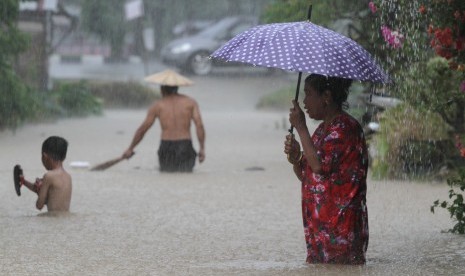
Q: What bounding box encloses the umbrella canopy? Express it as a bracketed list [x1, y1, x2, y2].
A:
[211, 21, 389, 83]
[145, 69, 194, 86]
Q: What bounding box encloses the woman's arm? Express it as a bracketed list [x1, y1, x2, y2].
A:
[284, 134, 304, 181]
[289, 100, 322, 174]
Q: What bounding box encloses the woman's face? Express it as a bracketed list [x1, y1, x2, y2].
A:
[302, 82, 326, 120]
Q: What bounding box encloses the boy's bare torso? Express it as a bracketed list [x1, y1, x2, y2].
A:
[40, 168, 72, 212]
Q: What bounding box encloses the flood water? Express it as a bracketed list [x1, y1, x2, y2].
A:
[1, 75, 464, 275]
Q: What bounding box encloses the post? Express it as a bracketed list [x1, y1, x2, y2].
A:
[43, 10, 52, 90]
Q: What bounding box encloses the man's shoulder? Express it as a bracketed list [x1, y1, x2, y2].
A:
[179, 94, 198, 106]
[176, 93, 195, 100]
[161, 94, 197, 105]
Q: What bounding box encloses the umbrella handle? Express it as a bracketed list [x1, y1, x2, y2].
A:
[289, 4, 311, 134]
[289, 72, 303, 134]
[307, 5, 312, 21]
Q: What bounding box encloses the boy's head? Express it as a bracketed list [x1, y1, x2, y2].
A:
[42, 136, 68, 161]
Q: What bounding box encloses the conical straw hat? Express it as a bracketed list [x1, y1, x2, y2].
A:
[144, 69, 193, 86]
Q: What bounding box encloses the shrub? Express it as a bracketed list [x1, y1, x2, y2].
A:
[431, 169, 465, 234]
[87, 81, 160, 108]
[0, 79, 160, 132]
[399, 57, 465, 134]
[370, 103, 451, 179]
[431, 136, 465, 234]
[50, 81, 102, 117]
[1, 80, 103, 131]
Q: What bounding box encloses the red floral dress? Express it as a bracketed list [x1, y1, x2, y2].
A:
[299, 113, 369, 264]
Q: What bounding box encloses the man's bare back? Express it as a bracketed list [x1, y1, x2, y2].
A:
[37, 168, 72, 212]
[155, 94, 197, 140]
[123, 84, 206, 170]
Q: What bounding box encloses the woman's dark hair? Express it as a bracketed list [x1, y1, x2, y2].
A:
[42, 136, 68, 161]
[161, 85, 178, 94]
[305, 74, 352, 109]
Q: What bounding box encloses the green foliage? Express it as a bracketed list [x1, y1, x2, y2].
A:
[369, 133, 390, 179]
[81, 0, 126, 59]
[426, 0, 465, 64]
[431, 168, 465, 234]
[1, 80, 104, 130]
[261, 1, 374, 51]
[261, 0, 309, 23]
[50, 82, 102, 117]
[86, 81, 160, 108]
[0, 69, 34, 130]
[0, 0, 31, 130]
[262, 0, 367, 25]
[370, 1, 465, 133]
[371, 103, 451, 179]
[400, 57, 465, 132]
[1, 78, 161, 131]
[370, 0, 431, 76]
[0, 0, 29, 62]
[369, 0, 465, 182]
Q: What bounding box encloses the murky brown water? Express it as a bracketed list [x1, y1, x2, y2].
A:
[1, 75, 464, 275]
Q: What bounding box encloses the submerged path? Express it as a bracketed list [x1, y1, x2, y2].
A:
[1, 74, 463, 275]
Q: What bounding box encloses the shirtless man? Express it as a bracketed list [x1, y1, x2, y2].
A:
[123, 85, 206, 172]
[20, 136, 72, 212]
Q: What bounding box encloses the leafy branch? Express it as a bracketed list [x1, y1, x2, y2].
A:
[431, 168, 465, 234]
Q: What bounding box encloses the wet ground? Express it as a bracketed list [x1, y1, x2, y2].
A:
[1, 65, 465, 275]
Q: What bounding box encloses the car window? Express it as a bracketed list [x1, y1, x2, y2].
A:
[197, 17, 238, 37]
[230, 23, 254, 37]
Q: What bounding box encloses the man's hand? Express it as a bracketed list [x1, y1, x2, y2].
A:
[122, 149, 135, 159]
[198, 148, 205, 163]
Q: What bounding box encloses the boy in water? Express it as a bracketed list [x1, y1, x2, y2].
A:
[19, 136, 72, 212]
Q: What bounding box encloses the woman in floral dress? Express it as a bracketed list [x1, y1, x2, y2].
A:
[284, 74, 369, 264]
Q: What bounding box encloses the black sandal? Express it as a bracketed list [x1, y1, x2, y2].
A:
[13, 165, 23, 196]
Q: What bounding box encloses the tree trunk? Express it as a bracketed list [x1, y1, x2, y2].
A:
[453, 100, 465, 134]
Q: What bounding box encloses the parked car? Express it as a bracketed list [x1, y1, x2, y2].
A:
[172, 20, 213, 37]
[161, 16, 259, 75]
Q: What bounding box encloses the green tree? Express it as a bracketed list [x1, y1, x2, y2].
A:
[371, 0, 465, 133]
[0, 0, 31, 130]
[368, 0, 465, 179]
[81, 0, 127, 60]
[261, 0, 373, 50]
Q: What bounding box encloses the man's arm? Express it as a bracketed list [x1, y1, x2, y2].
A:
[123, 103, 158, 158]
[192, 101, 206, 163]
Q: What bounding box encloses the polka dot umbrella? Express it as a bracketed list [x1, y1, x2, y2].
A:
[211, 16, 389, 133]
[211, 21, 389, 83]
